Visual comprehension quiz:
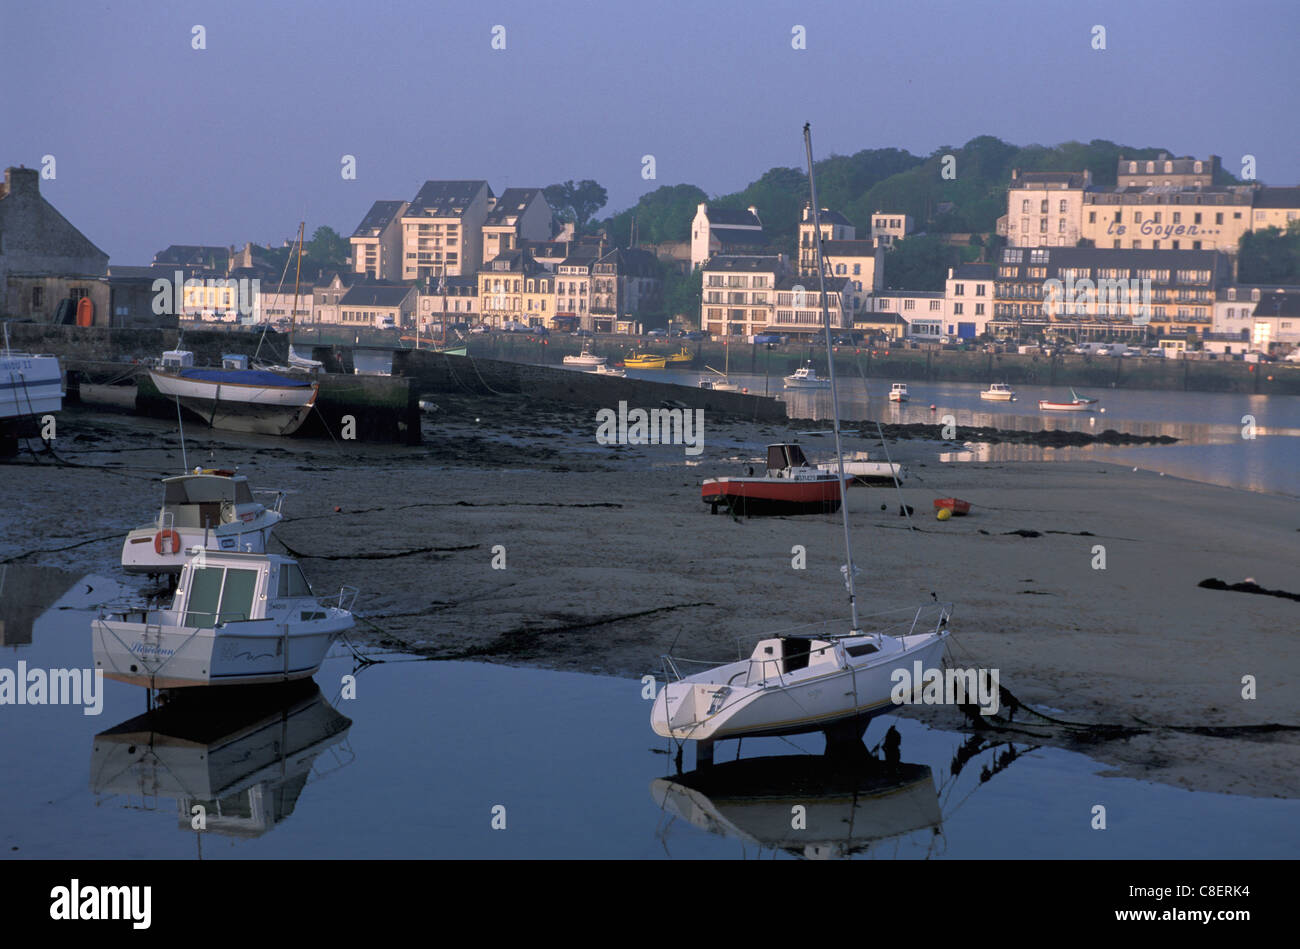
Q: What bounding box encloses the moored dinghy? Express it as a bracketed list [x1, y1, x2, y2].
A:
[93, 548, 356, 688]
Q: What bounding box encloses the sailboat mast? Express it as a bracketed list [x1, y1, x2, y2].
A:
[288, 222, 305, 353]
[803, 123, 861, 633]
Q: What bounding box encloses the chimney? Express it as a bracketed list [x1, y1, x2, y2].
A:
[3, 166, 40, 199]
[1011, 168, 1019, 181]
[748, 205, 759, 224]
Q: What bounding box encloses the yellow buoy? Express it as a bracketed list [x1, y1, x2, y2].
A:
[936, 507, 952, 521]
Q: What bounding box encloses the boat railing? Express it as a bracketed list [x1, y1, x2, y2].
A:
[254, 489, 287, 515]
[332, 585, 359, 612]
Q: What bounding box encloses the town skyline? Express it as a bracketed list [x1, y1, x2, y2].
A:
[5, 0, 1298, 264]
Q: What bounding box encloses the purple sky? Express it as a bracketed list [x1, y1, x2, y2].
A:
[5, 0, 1298, 264]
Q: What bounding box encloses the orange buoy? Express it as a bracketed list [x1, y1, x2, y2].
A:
[154, 529, 182, 555]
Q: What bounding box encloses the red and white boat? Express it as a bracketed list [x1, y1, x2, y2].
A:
[702, 444, 849, 516]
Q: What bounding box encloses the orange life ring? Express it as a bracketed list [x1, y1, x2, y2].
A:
[154, 529, 183, 555]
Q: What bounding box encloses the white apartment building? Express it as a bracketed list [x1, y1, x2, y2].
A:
[349, 200, 408, 280]
[400, 180, 492, 281]
[481, 188, 554, 266]
[796, 204, 855, 276]
[690, 204, 765, 270]
[1001, 169, 1092, 248]
[870, 212, 913, 248]
[943, 263, 995, 339]
[700, 255, 783, 338]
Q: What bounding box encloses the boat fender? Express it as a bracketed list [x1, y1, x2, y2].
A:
[936, 507, 952, 521]
[154, 529, 183, 555]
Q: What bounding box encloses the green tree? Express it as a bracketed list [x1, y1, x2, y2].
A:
[306, 226, 349, 268]
[881, 235, 969, 291]
[544, 180, 609, 230]
[660, 265, 703, 324]
[602, 183, 709, 248]
[1237, 222, 1300, 283]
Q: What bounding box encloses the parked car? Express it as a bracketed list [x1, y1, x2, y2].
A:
[469, 323, 490, 334]
[686, 330, 706, 341]
[831, 335, 854, 345]
[570, 328, 594, 338]
[753, 333, 784, 344]
[646, 328, 667, 338]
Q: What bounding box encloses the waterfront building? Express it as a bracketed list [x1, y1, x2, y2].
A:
[999, 169, 1092, 248]
[865, 291, 946, 340]
[349, 200, 408, 280]
[1250, 187, 1300, 233]
[690, 203, 766, 270]
[338, 283, 416, 328]
[870, 212, 913, 248]
[481, 189, 554, 266]
[0, 166, 110, 323]
[796, 204, 855, 276]
[820, 239, 882, 318]
[400, 180, 492, 281]
[943, 263, 996, 339]
[590, 247, 661, 334]
[700, 254, 784, 338]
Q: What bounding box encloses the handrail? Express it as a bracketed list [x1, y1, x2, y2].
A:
[333, 586, 359, 612]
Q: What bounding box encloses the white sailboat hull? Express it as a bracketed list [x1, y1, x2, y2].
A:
[652, 633, 948, 742]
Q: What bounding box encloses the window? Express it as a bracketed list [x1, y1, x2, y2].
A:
[1216, 213, 1223, 225]
[904, 299, 915, 311]
[1059, 200, 1067, 213]
[975, 303, 984, 315]
[1089, 211, 1096, 223]
[277, 563, 313, 598]
[1194, 212, 1202, 224]
[953, 303, 963, 315]
[31, 286, 44, 308]
[1040, 200, 1048, 214]
[929, 300, 941, 311]
[1021, 199, 1029, 213]
[954, 284, 964, 296]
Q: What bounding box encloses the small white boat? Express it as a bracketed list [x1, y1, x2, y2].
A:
[149, 351, 319, 437]
[120, 468, 285, 576]
[979, 383, 1016, 401]
[784, 361, 831, 389]
[698, 366, 739, 391]
[93, 549, 356, 689]
[1038, 389, 1097, 412]
[816, 450, 906, 486]
[563, 343, 606, 368]
[888, 383, 909, 402]
[588, 363, 626, 377]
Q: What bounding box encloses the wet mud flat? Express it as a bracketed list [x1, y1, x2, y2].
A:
[1, 393, 1296, 799]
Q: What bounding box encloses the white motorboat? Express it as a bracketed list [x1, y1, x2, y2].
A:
[588, 363, 626, 377]
[979, 383, 1016, 401]
[93, 549, 356, 689]
[655, 125, 952, 758]
[816, 450, 906, 486]
[698, 367, 739, 391]
[888, 383, 909, 402]
[120, 468, 285, 576]
[784, 361, 831, 389]
[1, 328, 62, 420]
[563, 343, 606, 368]
[149, 350, 319, 436]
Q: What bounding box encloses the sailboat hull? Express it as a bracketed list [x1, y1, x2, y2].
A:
[652, 633, 948, 743]
[702, 475, 845, 516]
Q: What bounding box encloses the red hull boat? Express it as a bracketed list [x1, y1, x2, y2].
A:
[703, 444, 848, 516]
[933, 497, 971, 515]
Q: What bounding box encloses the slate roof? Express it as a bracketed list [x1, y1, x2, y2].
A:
[408, 180, 491, 216]
[485, 188, 544, 226]
[704, 206, 761, 227]
[352, 200, 407, 237]
[339, 285, 413, 307]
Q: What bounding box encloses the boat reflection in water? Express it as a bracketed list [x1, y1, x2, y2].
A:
[651, 752, 942, 859]
[89, 679, 352, 842]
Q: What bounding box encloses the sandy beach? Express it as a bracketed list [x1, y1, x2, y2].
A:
[2, 393, 1297, 799]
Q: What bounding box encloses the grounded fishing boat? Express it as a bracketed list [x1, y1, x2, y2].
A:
[563, 342, 606, 368]
[650, 757, 941, 858]
[888, 382, 909, 402]
[149, 350, 320, 436]
[701, 443, 849, 516]
[783, 361, 831, 389]
[664, 347, 692, 365]
[120, 468, 285, 576]
[93, 549, 356, 688]
[589, 363, 626, 377]
[624, 352, 667, 369]
[657, 125, 952, 759]
[980, 383, 1016, 401]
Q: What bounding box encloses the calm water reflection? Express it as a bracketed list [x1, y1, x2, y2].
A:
[3, 581, 1298, 859]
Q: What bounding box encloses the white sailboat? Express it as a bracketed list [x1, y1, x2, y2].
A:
[653, 124, 951, 760]
[699, 339, 739, 391]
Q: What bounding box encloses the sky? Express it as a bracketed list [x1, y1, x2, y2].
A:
[4, 0, 1298, 264]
